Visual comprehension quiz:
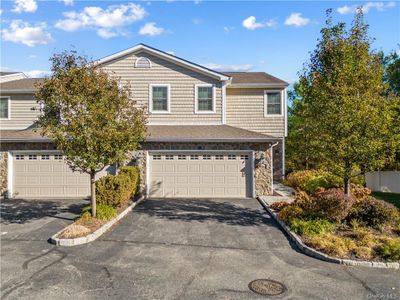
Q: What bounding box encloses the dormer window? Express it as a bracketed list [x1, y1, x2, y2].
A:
[135, 57, 151, 68]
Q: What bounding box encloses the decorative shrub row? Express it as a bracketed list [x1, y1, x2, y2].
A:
[96, 166, 140, 209]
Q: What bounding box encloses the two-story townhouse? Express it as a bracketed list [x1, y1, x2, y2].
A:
[0, 44, 288, 199]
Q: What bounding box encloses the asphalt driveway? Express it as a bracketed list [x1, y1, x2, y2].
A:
[1, 198, 399, 299]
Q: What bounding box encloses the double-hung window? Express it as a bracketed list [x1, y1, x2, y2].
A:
[0, 96, 10, 119]
[264, 91, 282, 116]
[150, 84, 170, 113]
[195, 84, 215, 113]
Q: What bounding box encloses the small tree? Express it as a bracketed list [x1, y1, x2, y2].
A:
[35, 51, 147, 217]
[299, 9, 398, 194]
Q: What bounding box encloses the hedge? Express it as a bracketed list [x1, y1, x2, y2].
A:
[96, 166, 140, 208]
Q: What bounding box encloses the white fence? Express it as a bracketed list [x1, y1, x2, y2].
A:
[365, 171, 400, 193]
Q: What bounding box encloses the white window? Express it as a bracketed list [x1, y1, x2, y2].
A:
[228, 155, 236, 160]
[195, 84, 215, 113]
[16, 155, 24, 160]
[202, 155, 211, 160]
[135, 57, 151, 68]
[54, 154, 63, 160]
[41, 155, 50, 160]
[0, 96, 10, 119]
[240, 155, 249, 160]
[28, 155, 37, 160]
[190, 155, 199, 160]
[149, 84, 170, 113]
[178, 155, 186, 160]
[264, 91, 282, 116]
[153, 155, 161, 160]
[215, 155, 224, 160]
[165, 155, 174, 160]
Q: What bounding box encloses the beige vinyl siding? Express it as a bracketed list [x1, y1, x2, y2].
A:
[226, 88, 285, 137]
[101, 51, 223, 124]
[0, 94, 40, 129]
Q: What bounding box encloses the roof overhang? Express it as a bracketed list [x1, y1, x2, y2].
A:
[93, 44, 231, 82]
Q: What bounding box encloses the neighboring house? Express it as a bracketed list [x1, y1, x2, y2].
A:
[0, 44, 288, 199]
[0, 72, 27, 83]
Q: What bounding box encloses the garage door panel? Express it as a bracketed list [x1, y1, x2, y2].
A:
[13, 152, 90, 198]
[149, 152, 252, 198]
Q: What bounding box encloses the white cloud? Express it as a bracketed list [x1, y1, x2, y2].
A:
[55, 3, 146, 38]
[0, 9, 2, 16]
[1, 20, 52, 47]
[337, 1, 396, 14]
[12, 0, 37, 13]
[242, 16, 276, 30]
[284, 13, 310, 27]
[204, 63, 254, 72]
[223, 26, 235, 33]
[59, 0, 74, 6]
[25, 70, 51, 78]
[139, 22, 165, 36]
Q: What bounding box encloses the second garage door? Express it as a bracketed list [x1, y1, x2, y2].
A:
[148, 152, 252, 198]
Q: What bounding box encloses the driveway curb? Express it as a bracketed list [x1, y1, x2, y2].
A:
[257, 197, 400, 270]
[50, 196, 145, 247]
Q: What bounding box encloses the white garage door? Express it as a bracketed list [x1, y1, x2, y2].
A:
[148, 152, 252, 198]
[13, 152, 90, 198]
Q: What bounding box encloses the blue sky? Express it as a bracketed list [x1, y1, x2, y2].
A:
[1, 0, 399, 83]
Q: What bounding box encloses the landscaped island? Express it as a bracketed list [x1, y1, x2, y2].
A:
[272, 170, 400, 262]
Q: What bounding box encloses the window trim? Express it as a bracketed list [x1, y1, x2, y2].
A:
[194, 84, 216, 114]
[149, 84, 171, 114]
[264, 90, 283, 117]
[0, 96, 11, 120]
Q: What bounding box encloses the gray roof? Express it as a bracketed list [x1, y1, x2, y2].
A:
[225, 72, 288, 86]
[0, 72, 19, 76]
[0, 78, 44, 92]
[1, 125, 275, 142]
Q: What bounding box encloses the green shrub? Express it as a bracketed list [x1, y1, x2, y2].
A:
[376, 238, 400, 261]
[289, 218, 336, 236]
[307, 234, 356, 257]
[284, 170, 342, 194]
[96, 174, 132, 208]
[82, 203, 117, 221]
[119, 166, 140, 196]
[312, 188, 355, 222]
[277, 205, 304, 224]
[348, 197, 399, 228]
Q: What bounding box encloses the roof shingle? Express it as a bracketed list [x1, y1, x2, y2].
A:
[0, 78, 44, 92]
[224, 72, 288, 86]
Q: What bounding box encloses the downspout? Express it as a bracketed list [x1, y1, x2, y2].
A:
[270, 142, 279, 193]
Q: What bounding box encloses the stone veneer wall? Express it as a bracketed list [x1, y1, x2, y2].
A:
[128, 142, 275, 196]
[0, 152, 7, 198]
[272, 139, 284, 181]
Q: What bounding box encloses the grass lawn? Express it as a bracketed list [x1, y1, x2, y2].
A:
[372, 191, 400, 209]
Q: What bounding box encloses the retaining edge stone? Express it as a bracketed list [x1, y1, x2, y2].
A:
[50, 196, 145, 247]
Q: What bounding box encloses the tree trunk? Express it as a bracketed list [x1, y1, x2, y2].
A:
[344, 176, 351, 195]
[90, 172, 96, 218]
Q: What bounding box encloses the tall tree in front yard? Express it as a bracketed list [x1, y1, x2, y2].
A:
[35, 51, 147, 217]
[299, 9, 398, 194]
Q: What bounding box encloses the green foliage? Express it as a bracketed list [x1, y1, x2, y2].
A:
[372, 192, 400, 209]
[284, 170, 341, 194]
[376, 238, 400, 261]
[307, 233, 356, 257]
[277, 205, 304, 224]
[34, 50, 147, 217]
[382, 47, 400, 96]
[119, 166, 140, 196]
[82, 203, 116, 221]
[348, 197, 399, 228]
[289, 218, 336, 236]
[287, 10, 399, 191]
[96, 170, 137, 208]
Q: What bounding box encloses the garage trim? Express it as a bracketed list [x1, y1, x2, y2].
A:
[146, 150, 255, 198]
